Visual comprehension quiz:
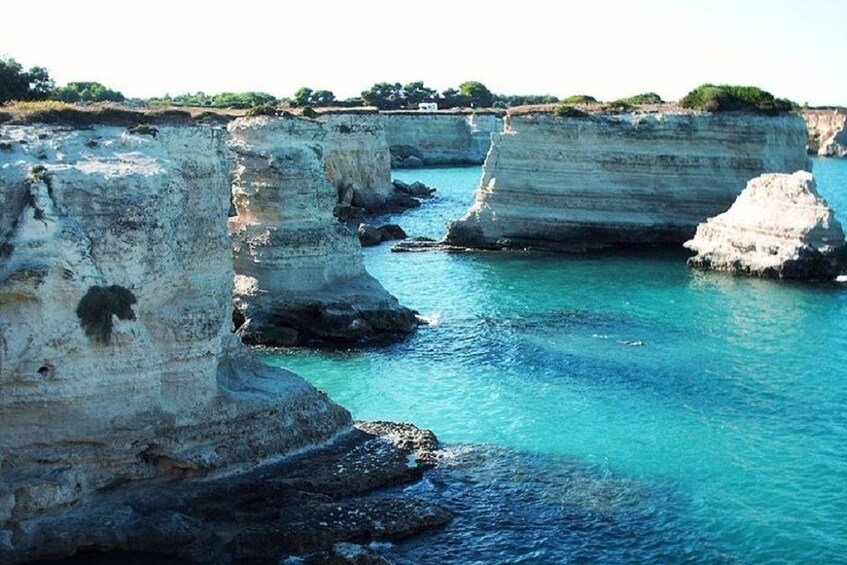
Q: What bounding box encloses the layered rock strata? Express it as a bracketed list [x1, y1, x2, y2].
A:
[317, 111, 394, 212]
[684, 171, 846, 278]
[447, 108, 810, 250]
[383, 111, 503, 167]
[0, 123, 353, 557]
[228, 116, 419, 346]
[802, 109, 847, 157]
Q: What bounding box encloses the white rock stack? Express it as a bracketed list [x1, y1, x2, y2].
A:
[447, 108, 810, 250]
[684, 170, 847, 278]
[227, 116, 418, 346]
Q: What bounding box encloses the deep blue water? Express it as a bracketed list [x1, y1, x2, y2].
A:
[263, 160, 847, 563]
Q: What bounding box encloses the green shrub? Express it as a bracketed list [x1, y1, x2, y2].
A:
[606, 100, 634, 113]
[301, 106, 317, 118]
[681, 84, 795, 114]
[617, 92, 663, 105]
[560, 94, 597, 104]
[245, 103, 277, 117]
[554, 105, 588, 118]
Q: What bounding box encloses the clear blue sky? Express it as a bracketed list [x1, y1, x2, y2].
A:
[3, 0, 844, 105]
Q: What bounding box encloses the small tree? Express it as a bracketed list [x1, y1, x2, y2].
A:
[403, 81, 437, 106]
[458, 81, 494, 108]
[293, 87, 314, 107]
[0, 58, 54, 103]
[361, 82, 405, 110]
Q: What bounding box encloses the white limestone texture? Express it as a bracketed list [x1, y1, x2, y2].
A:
[0, 124, 351, 538]
[227, 116, 418, 346]
[684, 171, 846, 278]
[383, 112, 503, 167]
[318, 111, 394, 210]
[802, 109, 847, 157]
[447, 110, 811, 249]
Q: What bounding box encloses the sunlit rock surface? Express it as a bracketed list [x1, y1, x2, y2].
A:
[685, 170, 846, 278]
[447, 108, 810, 250]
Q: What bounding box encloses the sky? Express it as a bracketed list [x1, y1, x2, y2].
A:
[2, 0, 845, 106]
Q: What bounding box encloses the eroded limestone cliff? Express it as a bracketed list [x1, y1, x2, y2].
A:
[0, 123, 353, 555]
[318, 111, 394, 210]
[228, 116, 419, 346]
[383, 111, 503, 167]
[802, 109, 847, 157]
[685, 171, 846, 278]
[447, 108, 810, 250]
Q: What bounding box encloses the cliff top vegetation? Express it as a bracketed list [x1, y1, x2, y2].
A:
[680, 84, 796, 114]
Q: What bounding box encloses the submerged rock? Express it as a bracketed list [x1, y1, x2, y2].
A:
[684, 171, 847, 279]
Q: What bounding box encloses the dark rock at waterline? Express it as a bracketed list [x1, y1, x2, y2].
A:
[385, 193, 421, 212]
[7, 422, 449, 563]
[393, 179, 437, 198]
[239, 300, 420, 348]
[379, 224, 407, 241]
[304, 542, 391, 565]
[357, 224, 408, 247]
[358, 223, 383, 246]
[389, 145, 425, 168]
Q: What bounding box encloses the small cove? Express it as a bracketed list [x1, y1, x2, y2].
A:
[263, 159, 847, 563]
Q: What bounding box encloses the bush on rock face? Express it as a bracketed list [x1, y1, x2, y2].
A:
[76, 285, 137, 345]
[681, 84, 795, 114]
[554, 105, 588, 118]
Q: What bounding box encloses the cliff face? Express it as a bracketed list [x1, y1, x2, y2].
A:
[228, 116, 419, 346]
[0, 124, 351, 536]
[447, 110, 810, 249]
[318, 112, 394, 210]
[685, 171, 846, 278]
[802, 109, 847, 157]
[383, 112, 503, 167]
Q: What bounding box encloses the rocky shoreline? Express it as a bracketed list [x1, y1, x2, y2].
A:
[5, 422, 449, 563]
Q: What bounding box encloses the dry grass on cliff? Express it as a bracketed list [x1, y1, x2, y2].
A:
[507, 102, 689, 117]
[0, 101, 245, 126]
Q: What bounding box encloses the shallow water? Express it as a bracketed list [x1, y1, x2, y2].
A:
[262, 160, 847, 563]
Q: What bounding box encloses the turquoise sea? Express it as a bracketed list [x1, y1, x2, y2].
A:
[263, 159, 847, 563]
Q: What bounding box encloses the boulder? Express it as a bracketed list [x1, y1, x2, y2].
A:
[684, 171, 847, 279]
[393, 179, 436, 198]
[378, 224, 407, 241]
[357, 224, 383, 246]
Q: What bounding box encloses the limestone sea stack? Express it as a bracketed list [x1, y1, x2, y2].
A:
[383, 110, 503, 167]
[684, 171, 846, 279]
[446, 107, 810, 250]
[0, 122, 351, 554]
[228, 116, 419, 346]
[802, 108, 847, 157]
[317, 110, 394, 211]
